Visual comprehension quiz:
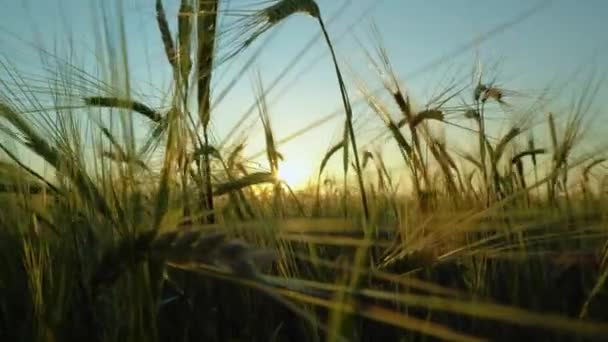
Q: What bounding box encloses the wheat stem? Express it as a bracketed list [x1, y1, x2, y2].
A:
[317, 16, 369, 222]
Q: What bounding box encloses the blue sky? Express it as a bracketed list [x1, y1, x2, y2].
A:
[1, 0, 607, 187]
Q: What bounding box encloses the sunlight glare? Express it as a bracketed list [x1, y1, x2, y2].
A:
[277, 160, 310, 190]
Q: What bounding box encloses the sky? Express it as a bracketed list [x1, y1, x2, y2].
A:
[1, 0, 607, 189]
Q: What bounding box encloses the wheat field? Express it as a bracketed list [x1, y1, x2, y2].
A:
[1, 0, 607, 341]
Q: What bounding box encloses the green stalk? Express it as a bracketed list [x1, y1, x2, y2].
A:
[317, 17, 369, 222]
[196, 0, 219, 223]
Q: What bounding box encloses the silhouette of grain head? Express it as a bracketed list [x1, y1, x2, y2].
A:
[218, 0, 320, 66]
[464, 108, 480, 120]
[410, 109, 445, 128]
[474, 84, 488, 102]
[264, 0, 320, 24]
[91, 228, 276, 294]
[482, 86, 505, 104]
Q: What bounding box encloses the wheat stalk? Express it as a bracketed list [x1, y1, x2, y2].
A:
[195, 0, 219, 224]
[0, 102, 114, 221]
[360, 26, 434, 193]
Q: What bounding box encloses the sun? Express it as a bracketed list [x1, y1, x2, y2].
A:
[276, 161, 310, 190]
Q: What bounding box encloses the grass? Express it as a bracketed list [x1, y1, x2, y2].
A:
[1, 0, 608, 341]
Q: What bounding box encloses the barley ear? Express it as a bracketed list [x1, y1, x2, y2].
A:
[213, 172, 277, 196]
[84, 96, 163, 123]
[156, 0, 177, 67]
[409, 109, 445, 128]
[177, 0, 193, 83]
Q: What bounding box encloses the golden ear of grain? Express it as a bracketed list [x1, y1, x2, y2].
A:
[301, 0, 321, 18]
[393, 90, 412, 118]
[410, 109, 444, 128]
[0, 103, 58, 165]
[84, 96, 163, 123]
[354, 82, 414, 157]
[0, 144, 60, 195]
[363, 23, 412, 122]
[197, 0, 219, 129]
[483, 87, 504, 103]
[177, 0, 193, 82]
[213, 172, 276, 196]
[156, 0, 177, 67]
[253, 73, 281, 173]
[265, 0, 320, 24]
[1, 102, 114, 219]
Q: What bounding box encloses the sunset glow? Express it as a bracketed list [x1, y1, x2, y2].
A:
[277, 160, 311, 190]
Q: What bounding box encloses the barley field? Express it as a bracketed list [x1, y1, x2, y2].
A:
[1, 0, 608, 341]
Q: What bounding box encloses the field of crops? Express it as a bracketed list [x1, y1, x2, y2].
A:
[1, 1, 607, 341]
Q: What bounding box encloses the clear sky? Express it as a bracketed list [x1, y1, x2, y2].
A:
[1, 0, 607, 188]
